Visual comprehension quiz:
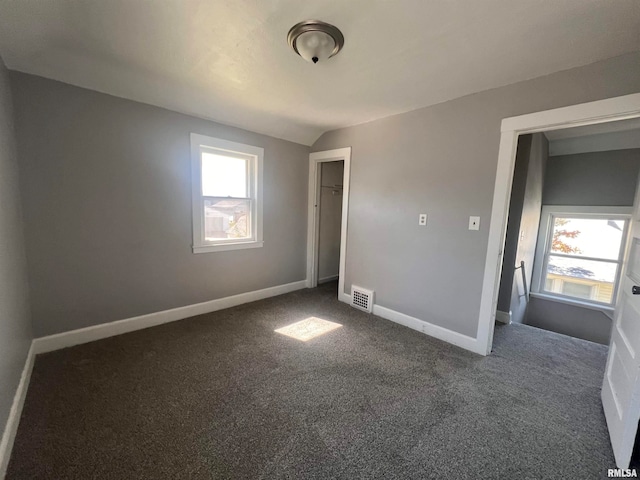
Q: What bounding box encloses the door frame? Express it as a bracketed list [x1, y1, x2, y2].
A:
[306, 147, 351, 302]
[478, 93, 640, 355]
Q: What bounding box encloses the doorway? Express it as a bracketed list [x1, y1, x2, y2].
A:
[477, 93, 640, 355]
[494, 129, 636, 345]
[316, 160, 344, 285]
[478, 93, 640, 468]
[306, 148, 351, 301]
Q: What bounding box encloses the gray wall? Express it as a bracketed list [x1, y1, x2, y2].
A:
[318, 161, 344, 282]
[526, 297, 611, 345]
[312, 51, 640, 339]
[11, 72, 309, 337]
[498, 133, 547, 325]
[497, 135, 531, 317]
[543, 149, 640, 206]
[0, 61, 32, 441]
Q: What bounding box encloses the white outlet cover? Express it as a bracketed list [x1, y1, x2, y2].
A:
[469, 216, 480, 230]
[419, 213, 427, 226]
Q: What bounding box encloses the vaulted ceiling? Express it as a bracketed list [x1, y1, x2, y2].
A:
[0, 0, 638, 145]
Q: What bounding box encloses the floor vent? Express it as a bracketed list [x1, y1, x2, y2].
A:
[351, 285, 374, 313]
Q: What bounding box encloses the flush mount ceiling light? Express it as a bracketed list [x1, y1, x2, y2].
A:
[287, 20, 344, 64]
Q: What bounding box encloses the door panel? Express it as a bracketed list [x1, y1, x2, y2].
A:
[608, 343, 631, 416]
[619, 297, 640, 358]
[603, 179, 640, 468]
[627, 239, 640, 283]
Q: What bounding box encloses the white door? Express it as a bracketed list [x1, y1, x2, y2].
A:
[603, 179, 640, 468]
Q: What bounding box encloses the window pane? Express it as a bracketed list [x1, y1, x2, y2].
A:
[561, 282, 593, 300]
[550, 217, 624, 260]
[545, 255, 617, 303]
[201, 152, 247, 197]
[204, 198, 251, 240]
[544, 278, 555, 292]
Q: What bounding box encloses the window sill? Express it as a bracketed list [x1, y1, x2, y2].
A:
[193, 241, 264, 254]
[529, 292, 614, 316]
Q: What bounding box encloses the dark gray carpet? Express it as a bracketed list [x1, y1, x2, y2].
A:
[8, 281, 615, 479]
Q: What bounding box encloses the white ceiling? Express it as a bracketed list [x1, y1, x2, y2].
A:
[545, 117, 640, 141]
[547, 117, 640, 156]
[0, 1, 638, 145]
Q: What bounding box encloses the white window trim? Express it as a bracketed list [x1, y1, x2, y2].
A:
[190, 133, 264, 254]
[531, 205, 632, 310]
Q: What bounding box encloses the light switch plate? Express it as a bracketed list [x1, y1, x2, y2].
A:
[419, 213, 427, 226]
[469, 216, 480, 230]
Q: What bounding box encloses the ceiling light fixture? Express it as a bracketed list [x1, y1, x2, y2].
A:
[287, 20, 344, 64]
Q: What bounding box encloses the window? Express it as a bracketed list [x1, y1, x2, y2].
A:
[532, 206, 631, 307]
[191, 134, 263, 253]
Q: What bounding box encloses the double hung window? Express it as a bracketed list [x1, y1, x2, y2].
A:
[191, 134, 263, 253]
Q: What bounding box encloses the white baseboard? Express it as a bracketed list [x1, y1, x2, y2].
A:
[341, 293, 485, 355]
[33, 280, 307, 354]
[339, 291, 350, 304]
[495, 310, 512, 324]
[0, 344, 35, 478]
[318, 275, 339, 284]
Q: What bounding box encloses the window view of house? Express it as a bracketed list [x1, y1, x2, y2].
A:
[201, 150, 252, 241]
[204, 198, 250, 240]
[542, 216, 627, 304]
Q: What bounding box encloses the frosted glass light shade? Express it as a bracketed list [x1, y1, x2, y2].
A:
[287, 20, 344, 64]
[295, 30, 335, 63]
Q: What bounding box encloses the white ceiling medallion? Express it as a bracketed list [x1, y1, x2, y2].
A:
[287, 20, 344, 64]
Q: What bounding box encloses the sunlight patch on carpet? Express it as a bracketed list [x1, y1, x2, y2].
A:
[275, 317, 342, 341]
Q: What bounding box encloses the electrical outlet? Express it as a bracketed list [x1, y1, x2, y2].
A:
[469, 216, 480, 230]
[419, 213, 427, 226]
